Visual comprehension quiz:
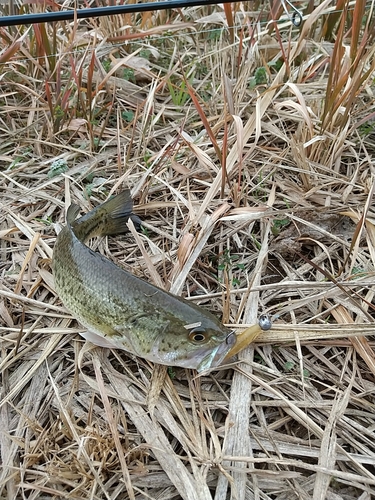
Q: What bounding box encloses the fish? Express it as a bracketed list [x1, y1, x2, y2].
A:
[52, 190, 237, 372]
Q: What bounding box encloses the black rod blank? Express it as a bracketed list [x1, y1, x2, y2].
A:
[0, 0, 235, 27]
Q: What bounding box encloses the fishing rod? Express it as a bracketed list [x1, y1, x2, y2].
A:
[0, 0, 303, 28]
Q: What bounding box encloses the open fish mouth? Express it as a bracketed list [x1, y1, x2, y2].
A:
[196, 331, 236, 373]
[195, 315, 273, 372]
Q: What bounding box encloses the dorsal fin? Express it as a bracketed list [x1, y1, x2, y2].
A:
[66, 204, 81, 226]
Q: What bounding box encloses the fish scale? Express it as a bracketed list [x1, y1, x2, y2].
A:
[52, 190, 236, 371]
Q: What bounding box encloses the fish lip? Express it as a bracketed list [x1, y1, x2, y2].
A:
[196, 331, 236, 373]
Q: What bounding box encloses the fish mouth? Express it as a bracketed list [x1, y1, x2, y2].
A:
[196, 331, 236, 373]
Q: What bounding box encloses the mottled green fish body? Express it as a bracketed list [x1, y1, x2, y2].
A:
[52, 191, 235, 371]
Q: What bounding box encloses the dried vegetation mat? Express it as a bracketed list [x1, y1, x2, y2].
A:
[1, 0, 375, 498]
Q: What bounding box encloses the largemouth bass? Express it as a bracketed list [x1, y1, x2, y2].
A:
[52, 190, 237, 371]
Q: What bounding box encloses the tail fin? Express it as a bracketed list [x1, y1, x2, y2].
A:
[69, 190, 142, 240]
[97, 190, 142, 236]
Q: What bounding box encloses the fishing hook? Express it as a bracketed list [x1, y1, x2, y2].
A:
[279, 0, 303, 27]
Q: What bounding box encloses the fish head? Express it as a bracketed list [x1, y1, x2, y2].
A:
[191, 326, 237, 373]
[152, 322, 237, 372]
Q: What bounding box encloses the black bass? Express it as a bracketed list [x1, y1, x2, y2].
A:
[52, 190, 236, 371]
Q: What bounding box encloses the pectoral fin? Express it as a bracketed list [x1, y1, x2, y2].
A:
[79, 330, 132, 352]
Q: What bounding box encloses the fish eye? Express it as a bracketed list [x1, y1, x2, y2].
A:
[188, 327, 208, 343]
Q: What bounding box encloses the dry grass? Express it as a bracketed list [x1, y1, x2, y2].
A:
[1, 1, 375, 499]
